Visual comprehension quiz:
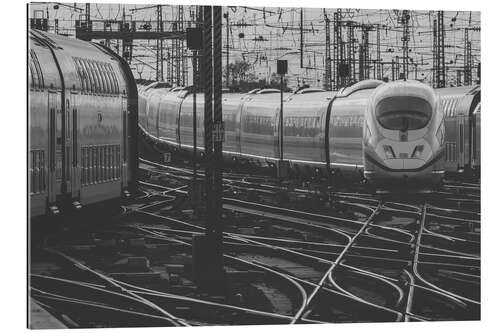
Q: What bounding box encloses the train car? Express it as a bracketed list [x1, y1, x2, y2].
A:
[281, 89, 334, 176]
[138, 80, 479, 188]
[471, 102, 480, 174]
[363, 81, 445, 188]
[29, 30, 138, 218]
[435, 86, 480, 175]
[328, 80, 383, 180]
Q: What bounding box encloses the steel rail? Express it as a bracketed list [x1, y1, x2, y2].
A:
[43, 248, 190, 326]
[290, 203, 381, 323]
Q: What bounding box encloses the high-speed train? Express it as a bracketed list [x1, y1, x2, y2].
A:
[29, 30, 138, 218]
[363, 81, 444, 186]
[139, 79, 473, 189]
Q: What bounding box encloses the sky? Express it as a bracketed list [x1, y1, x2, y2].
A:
[28, 2, 481, 88]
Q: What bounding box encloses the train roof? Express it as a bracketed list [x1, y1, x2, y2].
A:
[435, 85, 480, 96]
[437, 85, 481, 117]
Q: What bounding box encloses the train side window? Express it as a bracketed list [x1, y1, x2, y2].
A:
[92, 61, 104, 94]
[86, 60, 98, 94]
[96, 62, 106, 94]
[90, 61, 100, 94]
[30, 50, 44, 89]
[78, 59, 88, 93]
[28, 61, 35, 89]
[108, 64, 119, 94]
[92, 146, 97, 183]
[97, 62, 108, 94]
[95, 62, 105, 93]
[30, 58, 40, 89]
[75, 59, 87, 92]
[106, 145, 111, 181]
[101, 63, 112, 94]
[81, 60, 94, 94]
[81, 147, 86, 185]
[76, 60, 84, 91]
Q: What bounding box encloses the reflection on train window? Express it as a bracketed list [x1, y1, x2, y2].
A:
[376, 96, 431, 131]
[243, 115, 273, 135]
[223, 113, 235, 131]
[284, 116, 320, 137]
[29, 50, 45, 89]
[73, 57, 120, 95]
[441, 97, 459, 117]
[332, 115, 364, 127]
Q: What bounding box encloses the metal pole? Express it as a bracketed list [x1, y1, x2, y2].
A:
[324, 10, 331, 91]
[225, 11, 230, 88]
[192, 50, 197, 178]
[213, 6, 224, 246]
[300, 8, 304, 68]
[377, 24, 381, 80]
[280, 75, 284, 161]
[203, 5, 213, 221]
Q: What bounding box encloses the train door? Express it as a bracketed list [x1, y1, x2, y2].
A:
[121, 96, 128, 187]
[64, 97, 72, 195]
[69, 92, 79, 198]
[48, 90, 63, 203]
[473, 105, 481, 169]
[235, 97, 246, 155]
[458, 116, 466, 171]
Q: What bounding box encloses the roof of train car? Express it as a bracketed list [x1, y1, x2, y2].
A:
[435, 85, 480, 96]
[31, 30, 110, 59]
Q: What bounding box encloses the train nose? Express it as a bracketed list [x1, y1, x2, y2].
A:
[380, 143, 429, 169]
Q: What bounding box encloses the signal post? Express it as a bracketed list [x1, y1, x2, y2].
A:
[191, 5, 226, 293]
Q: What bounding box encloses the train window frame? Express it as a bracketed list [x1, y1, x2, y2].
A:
[81, 60, 94, 94]
[375, 96, 432, 131]
[91, 61, 101, 94]
[91, 61, 103, 94]
[87, 60, 99, 94]
[96, 62, 108, 94]
[103, 62, 113, 94]
[103, 63, 113, 94]
[97, 62, 107, 94]
[74, 58, 84, 92]
[77, 58, 89, 93]
[108, 64, 119, 95]
[30, 50, 45, 90]
[28, 61, 36, 89]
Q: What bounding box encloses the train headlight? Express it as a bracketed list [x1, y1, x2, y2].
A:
[383, 145, 396, 159]
[411, 145, 424, 159]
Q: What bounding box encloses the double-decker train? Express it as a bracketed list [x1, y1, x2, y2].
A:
[436, 85, 481, 177]
[29, 30, 138, 218]
[139, 79, 480, 188]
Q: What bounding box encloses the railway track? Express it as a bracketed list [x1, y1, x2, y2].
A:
[30, 158, 480, 326]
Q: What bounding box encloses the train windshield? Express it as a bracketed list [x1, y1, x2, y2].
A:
[375, 96, 432, 131]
